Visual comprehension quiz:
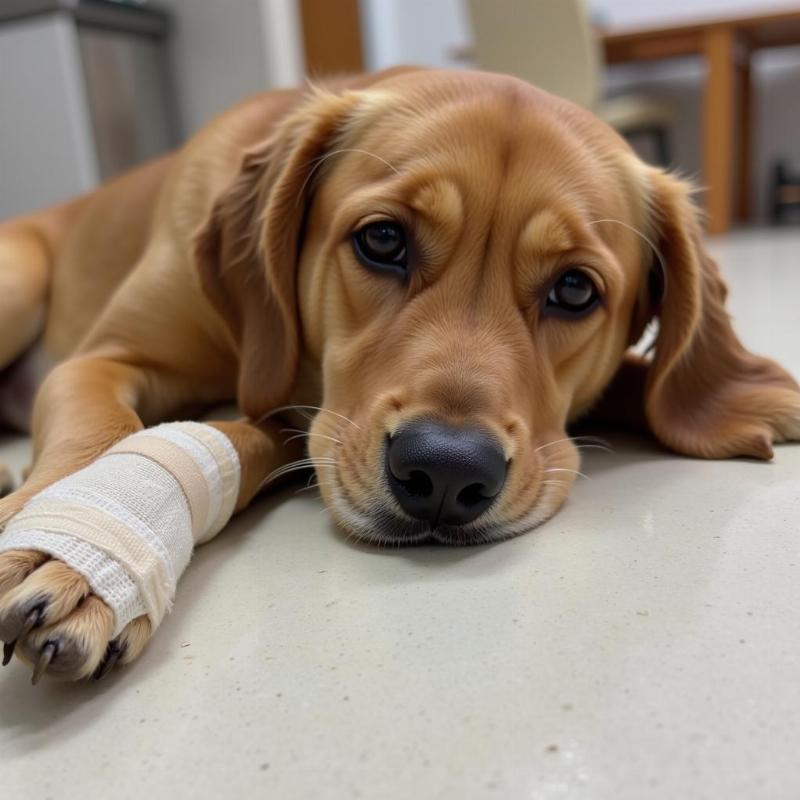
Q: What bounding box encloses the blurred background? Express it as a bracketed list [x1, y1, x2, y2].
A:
[2, 0, 799, 233]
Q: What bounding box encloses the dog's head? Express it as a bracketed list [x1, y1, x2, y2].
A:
[197, 69, 800, 544]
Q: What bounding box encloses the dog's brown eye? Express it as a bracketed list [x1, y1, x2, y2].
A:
[546, 269, 599, 316]
[352, 221, 408, 276]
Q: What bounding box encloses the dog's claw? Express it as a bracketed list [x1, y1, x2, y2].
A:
[92, 642, 124, 682]
[21, 606, 43, 639]
[2, 640, 14, 666]
[31, 641, 57, 685]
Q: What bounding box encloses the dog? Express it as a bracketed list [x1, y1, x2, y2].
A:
[0, 67, 797, 684]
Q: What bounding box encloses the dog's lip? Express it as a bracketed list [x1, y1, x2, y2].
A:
[332, 478, 494, 546]
[329, 463, 540, 546]
[352, 526, 490, 547]
[413, 526, 494, 546]
[352, 512, 512, 547]
[401, 521, 523, 546]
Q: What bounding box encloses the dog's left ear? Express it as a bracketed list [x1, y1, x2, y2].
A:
[195, 90, 359, 420]
[638, 170, 800, 458]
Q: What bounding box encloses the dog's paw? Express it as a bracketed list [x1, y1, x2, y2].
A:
[0, 550, 151, 683]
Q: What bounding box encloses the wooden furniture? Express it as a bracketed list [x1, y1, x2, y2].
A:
[602, 8, 800, 235]
[466, 0, 675, 166]
[299, 0, 363, 77]
[771, 159, 800, 222]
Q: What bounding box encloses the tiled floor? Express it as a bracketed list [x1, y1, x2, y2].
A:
[1, 229, 798, 799]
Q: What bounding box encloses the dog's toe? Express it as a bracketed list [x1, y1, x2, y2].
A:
[90, 615, 153, 681]
[0, 548, 49, 596]
[18, 595, 113, 682]
[0, 559, 90, 640]
[0, 551, 150, 683]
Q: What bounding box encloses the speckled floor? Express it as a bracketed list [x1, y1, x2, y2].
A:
[1, 229, 798, 800]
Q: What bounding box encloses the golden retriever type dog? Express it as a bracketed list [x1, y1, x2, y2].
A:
[0, 67, 798, 683]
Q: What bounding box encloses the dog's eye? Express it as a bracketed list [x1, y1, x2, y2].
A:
[546, 269, 599, 315]
[352, 221, 408, 276]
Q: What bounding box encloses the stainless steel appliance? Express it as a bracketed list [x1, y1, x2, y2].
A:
[0, 0, 177, 218]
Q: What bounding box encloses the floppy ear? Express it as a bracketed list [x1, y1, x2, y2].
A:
[639, 170, 800, 458]
[195, 90, 358, 420]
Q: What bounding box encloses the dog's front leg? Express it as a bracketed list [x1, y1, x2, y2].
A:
[0, 410, 299, 683]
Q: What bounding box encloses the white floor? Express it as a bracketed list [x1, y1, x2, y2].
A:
[1, 229, 799, 800]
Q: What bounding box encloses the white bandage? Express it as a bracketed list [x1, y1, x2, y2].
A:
[0, 422, 241, 636]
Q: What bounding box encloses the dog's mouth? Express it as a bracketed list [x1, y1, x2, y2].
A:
[329, 488, 503, 546]
[325, 467, 556, 547]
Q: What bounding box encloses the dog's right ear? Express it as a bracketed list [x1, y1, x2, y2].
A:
[195, 90, 359, 420]
[634, 169, 800, 458]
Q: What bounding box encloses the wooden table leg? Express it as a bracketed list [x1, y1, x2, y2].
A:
[702, 26, 736, 235]
[735, 45, 753, 222]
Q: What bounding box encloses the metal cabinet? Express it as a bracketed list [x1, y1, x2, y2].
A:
[0, 0, 177, 219]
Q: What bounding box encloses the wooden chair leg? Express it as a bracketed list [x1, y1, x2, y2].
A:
[735, 45, 753, 222]
[703, 26, 736, 235]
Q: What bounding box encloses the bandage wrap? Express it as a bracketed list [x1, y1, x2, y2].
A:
[0, 422, 241, 636]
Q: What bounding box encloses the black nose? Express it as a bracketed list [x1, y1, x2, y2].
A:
[386, 421, 507, 526]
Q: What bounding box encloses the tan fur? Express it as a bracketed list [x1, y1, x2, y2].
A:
[0, 549, 48, 596]
[0, 67, 797, 681]
[116, 616, 152, 666]
[0, 560, 89, 628]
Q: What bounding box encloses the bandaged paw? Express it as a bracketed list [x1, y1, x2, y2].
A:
[0, 423, 240, 636]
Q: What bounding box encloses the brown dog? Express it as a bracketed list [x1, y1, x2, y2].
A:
[0, 67, 798, 683]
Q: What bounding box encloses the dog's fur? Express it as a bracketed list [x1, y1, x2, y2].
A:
[0, 68, 798, 681]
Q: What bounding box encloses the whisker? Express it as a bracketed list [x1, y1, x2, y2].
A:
[262, 465, 333, 484]
[296, 487, 323, 498]
[543, 467, 589, 480]
[281, 428, 343, 445]
[273, 461, 337, 474]
[265, 459, 327, 471]
[295, 148, 399, 207]
[587, 217, 667, 285]
[572, 443, 615, 454]
[535, 435, 612, 453]
[258, 404, 361, 430]
[292, 408, 316, 424]
[257, 457, 338, 491]
[296, 479, 338, 495]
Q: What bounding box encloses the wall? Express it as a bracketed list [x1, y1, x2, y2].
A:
[160, 0, 304, 137]
[360, 0, 472, 70]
